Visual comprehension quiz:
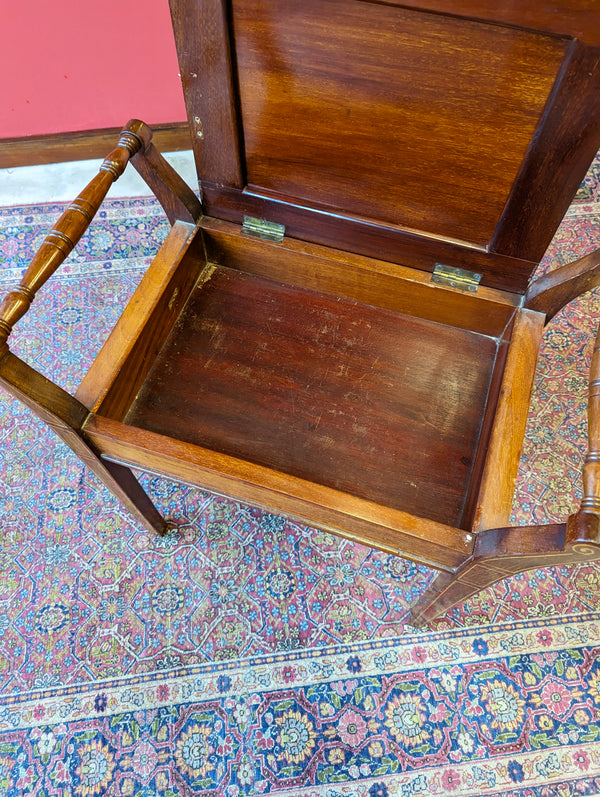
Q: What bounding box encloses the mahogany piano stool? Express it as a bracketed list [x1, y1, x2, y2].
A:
[2, 0, 600, 624]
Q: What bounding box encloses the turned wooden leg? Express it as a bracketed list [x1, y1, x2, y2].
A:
[409, 518, 600, 625]
[0, 350, 168, 535]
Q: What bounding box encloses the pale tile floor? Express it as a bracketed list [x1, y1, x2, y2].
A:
[0, 150, 197, 206]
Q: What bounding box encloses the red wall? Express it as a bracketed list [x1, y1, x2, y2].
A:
[1, 0, 187, 139]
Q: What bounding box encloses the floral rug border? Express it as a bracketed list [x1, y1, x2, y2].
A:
[2, 610, 599, 729]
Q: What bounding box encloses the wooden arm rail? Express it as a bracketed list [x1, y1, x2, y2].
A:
[524, 247, 600, 322]
[526, 245, 600, 512]
[130, 138, 202, 225]
[0, 119, 202, 348]
[0, 123, 145, 346]
[582, 320, 600, 513]
[409, 290, 600, 625]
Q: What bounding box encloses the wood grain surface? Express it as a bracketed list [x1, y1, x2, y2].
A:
[232, 0, 566, 246]
[75, 221, 202, 415]
[469, 309, 546, 531]
[83, 413, 474, 570]
[170, 0, 600, 293]
[200, 217, 519, 336]
[126, 264, 498, 526]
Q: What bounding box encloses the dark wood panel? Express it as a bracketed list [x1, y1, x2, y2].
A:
[169, 0, 243, 188]
[0, 123, 191, 169]
[200, 217, 518, 336]
[460, 322, 512, 529]
[232, 0, 566, 245]
[127, 265, 498, 527]
[490, 43, 600, 260]
[360, 1, 600, 46]
[202, 183, 536, 293]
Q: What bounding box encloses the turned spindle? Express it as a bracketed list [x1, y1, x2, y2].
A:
[0, 123, 151, 347]
[581, 322, 600, 514]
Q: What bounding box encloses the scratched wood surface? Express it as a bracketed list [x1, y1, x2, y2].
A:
[126, 265, 499, 527]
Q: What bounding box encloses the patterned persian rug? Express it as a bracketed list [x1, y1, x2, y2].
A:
[0, 157, 599, 796]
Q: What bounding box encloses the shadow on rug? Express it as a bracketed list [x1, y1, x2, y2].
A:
[0, 158, 599, 795]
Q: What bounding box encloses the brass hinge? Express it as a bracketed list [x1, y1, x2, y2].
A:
[241, 216, 285, 243]
[431, 264, 482, 293]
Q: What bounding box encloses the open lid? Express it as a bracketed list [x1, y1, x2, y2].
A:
[170, 0, 600, 293]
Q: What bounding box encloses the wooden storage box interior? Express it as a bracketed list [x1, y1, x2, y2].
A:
[85, 215, 525, 536]
[3, 0, 600, 622]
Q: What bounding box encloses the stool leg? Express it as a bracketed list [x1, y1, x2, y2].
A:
[0, 351, 168, 535]
[407, 520, 598, 625]
[408, 560, 518, 626]
[77, 452, 168, 536]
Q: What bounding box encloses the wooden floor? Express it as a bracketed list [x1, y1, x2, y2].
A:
[127, 265, 499, 527]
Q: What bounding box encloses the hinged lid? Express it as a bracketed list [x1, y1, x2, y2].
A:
[170, 0, 600, 294]
[432, 264, 482, 293]
[241, 216, 285, 243]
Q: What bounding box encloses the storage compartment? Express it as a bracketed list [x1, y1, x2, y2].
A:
[86, 219, 525, 531]
[128, 262, 500, 527]
[5, 0, 600, 621]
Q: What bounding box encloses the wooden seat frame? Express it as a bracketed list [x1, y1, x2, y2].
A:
[0, 120, 599, 623]
[3, 0, 600, 623]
